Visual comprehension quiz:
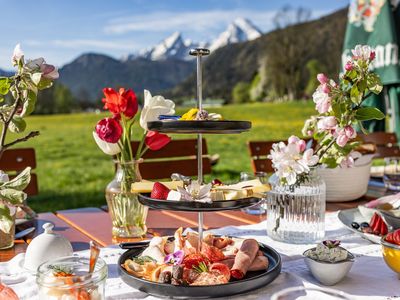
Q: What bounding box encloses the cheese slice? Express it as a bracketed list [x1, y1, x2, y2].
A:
[213, 179, 270, 200]
[131, 180, 184, 193]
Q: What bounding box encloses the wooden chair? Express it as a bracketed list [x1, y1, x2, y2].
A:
[248, 139, 314, 174]
[359, 132, 400, 158]
[0, 148, 38, 195]
[130, 139, 212, 180]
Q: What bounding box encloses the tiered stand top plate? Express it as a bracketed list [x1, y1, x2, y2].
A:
[147, 120, 251, 134]
[138, 193, 262, 212]
[118, 240, 282, 299]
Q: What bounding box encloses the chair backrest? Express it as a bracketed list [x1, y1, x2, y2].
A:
[130, 138, 212, 180]
[359, 132, 400, 158]
[0, 148, 38, 195]
[248, 139, 314, 173]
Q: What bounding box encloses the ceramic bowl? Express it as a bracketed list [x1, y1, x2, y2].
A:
[303, 248, 355, 286]
[317, 156, 372, 202]
[381, 236, 400, 278]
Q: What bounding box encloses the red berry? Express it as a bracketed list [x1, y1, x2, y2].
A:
[150, 182, 170, 200]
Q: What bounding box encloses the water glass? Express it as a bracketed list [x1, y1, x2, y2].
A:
[383, 157, 400, 191]
[271, 286, 353, 300]
[240, 171, 268, 215]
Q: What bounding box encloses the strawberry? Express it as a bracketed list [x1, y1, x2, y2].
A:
[150, 182, 170, 200]
[369, 212, 388, 236]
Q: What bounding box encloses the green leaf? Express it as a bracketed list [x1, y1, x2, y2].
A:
[0, 188, 26, 205]
[37, 78, 53, 90]
[0, 77, 10, 95]
[355, 107, 385, 121]
[20, 90, 37, 117]
[0, 204, 13, 233]
[9, 116, 26, 133]
[367, 73, 383, 94]
[350, 85, 362, 104]
[358, 121, 369, 134]
[30, 72, 42, 85]
[1, 167, 31, 191]
[347, 70, 357, 80]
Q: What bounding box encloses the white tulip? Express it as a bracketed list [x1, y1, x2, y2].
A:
[140, 89, 175, 131]
[92, 132, 121, 155]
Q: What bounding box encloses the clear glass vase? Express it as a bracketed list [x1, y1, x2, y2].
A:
[0, 206, 16, 250]
[105, 161, 148, 241]
[266, 171, 326, 244]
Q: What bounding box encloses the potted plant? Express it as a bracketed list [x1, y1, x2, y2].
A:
[0, 44, 58, 249]
[267, 45, 384, 243]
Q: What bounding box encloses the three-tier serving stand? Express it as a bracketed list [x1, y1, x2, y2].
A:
[138, 48, 259, 250]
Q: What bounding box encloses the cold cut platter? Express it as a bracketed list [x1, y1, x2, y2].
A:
[118, 229, 281, 298]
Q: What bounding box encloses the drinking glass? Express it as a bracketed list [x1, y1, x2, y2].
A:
[271, 286, 353, 300]
[383, 157, 400, 191]
[241, 171, 268, 215]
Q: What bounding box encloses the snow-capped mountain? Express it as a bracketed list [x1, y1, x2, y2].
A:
[126, 18, 262, 61]
[209, 18, 262, 51]
[137, 32, 205, 61]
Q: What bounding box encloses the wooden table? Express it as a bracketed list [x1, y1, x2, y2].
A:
[0, 181, 387, 262]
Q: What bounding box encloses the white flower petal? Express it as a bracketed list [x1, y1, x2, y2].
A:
[92, 132, 121, 155]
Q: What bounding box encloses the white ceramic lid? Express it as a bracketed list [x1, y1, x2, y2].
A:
[23, 222, 73, 272]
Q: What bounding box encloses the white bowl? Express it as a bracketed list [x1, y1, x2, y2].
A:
[303, 249, 355, 286]
[317, 160, 372, 202]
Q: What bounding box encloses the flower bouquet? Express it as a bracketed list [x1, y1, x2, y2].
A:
[0, 45, 58, 249]
[93, 88, 174, 239]
[267, 45, 384, 243]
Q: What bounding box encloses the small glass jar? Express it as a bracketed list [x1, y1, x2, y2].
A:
[267, 170, 326, 244]
[37, 256, 107, 300]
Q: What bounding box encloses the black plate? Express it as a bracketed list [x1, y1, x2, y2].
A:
[147, 120, 251, 134]
[138, 193, 262, 212]
[118, 240, 282, 299]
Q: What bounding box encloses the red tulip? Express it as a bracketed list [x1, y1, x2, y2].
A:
[95, 117, 123, 143]
[102, 87, 138, 119]
[145, 131, 171, 151]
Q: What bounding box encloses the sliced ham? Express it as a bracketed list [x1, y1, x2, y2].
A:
[220, 255, 269, 272]
[230, 239, 259, 279]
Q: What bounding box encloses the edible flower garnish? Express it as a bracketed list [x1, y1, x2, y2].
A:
[48, 265, 74, 277]
[323, 240, 341, 248]
[179, 108, 222, 121]
[177, 181, 212, 203]
[164, 250, 184, 265]
[192, 261, 209, 273]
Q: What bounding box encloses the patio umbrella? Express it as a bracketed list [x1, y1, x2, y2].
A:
[342, 0, 400, 138]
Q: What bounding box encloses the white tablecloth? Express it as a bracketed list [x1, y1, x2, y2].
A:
[1, 212, 399, 300]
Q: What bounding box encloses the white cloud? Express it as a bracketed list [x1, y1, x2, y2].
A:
[104, 8, 332, 35]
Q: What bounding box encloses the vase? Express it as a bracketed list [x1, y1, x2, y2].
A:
[105, 160, 148, 240]
[266, 171, 326, 244]
[0, 206, 16, 250]
[317, 154, 373, 202]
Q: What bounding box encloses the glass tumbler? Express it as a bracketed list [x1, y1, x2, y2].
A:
[240, 171, 268, 215]
[383, 157, 400, 191]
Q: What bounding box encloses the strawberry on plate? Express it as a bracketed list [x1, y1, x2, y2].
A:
[386, 229, 400, 246]
[150, 182, 170, 200]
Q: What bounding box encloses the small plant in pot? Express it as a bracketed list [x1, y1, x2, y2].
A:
[0, 44, 58, 249]
[266, 45, 384, 243]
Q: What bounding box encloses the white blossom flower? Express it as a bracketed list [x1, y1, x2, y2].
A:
[317, 116, 337, 131]
[140, 90, 175, 131]
[11, 44, 24, 66]
[0, 171, 9, 183]
[177, 181, 212, 203]
[313, 85, 332, 113]
[351, 45, 373, 61]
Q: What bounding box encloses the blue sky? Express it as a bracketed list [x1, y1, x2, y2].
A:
[0, 0, 348, 69]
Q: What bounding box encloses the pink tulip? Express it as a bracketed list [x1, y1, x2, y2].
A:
[317, 73, 328, 84]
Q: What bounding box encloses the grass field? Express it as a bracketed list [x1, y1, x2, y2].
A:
[9, 101, 315, 212]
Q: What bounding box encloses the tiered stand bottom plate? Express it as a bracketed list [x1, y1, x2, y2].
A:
[138, 193, 262, 212]
[118, 240, 282, 299]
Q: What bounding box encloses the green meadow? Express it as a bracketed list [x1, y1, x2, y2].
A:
[10, 101, 315, 212]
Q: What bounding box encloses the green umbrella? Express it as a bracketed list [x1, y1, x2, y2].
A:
[342, 0, 400, 139]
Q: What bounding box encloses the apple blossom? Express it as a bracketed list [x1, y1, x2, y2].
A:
[317, 73, 328, 84]
[369, 51, 376, 61]
[334, 125, 356, 147]
[11, 44, 24, 66]
[317, 116, 337, 131]
[344, 61, 353, 71]
[40, 63, 59, 80]
[312, 86, 331, 113]
[351, 45, 373, 61]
